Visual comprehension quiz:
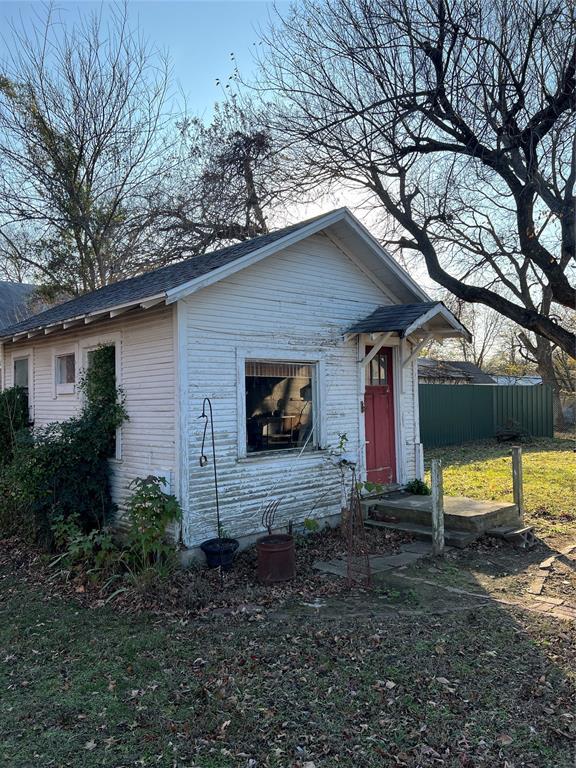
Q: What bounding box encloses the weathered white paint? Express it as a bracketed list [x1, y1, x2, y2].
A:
[180, 233, 420, 547]
[2, 305, 177, 519]
[1, 226, 431, 548]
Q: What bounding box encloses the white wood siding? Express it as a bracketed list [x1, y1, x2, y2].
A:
[181, 234, 419, 547]
[2, 306, 177, 519]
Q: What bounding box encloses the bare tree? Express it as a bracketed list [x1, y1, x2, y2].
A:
[138, 98, 296, 263]
[258, 0, 576, 356]
[425, 298, 503, 368]
[0, 4, 173, 296]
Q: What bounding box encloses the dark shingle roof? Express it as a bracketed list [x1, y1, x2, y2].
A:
[418, 358, 495, 384]
[348, 302, 439, 335]
[0, 215, 326, 338]
[0, 282, 37, 331]
[418, 358, 470, 381]
[446, 361, 495, 384]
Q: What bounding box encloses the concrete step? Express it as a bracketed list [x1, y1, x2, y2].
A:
[364, 518, 479, 549]
[362, 495, 519, 533]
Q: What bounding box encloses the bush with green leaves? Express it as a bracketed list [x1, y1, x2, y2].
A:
[51, 515, 119, 578]
[0, 386, 29, 468]
[48, 477, 182, 587]
[124, 475, 182, 574]
[2, 345, 126, 548]
[405, 478, 431, 496]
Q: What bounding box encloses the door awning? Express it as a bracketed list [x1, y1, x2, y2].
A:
[348, 302, 471, 341]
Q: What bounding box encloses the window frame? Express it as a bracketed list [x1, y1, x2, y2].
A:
[13, 355, 30, 391]
[236, 347, 326, 460]
[79, 333, 122, 461]
[13, 353, 33, 420]
[53, 345, 78, 397]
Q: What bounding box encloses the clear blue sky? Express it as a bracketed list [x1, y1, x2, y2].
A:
[0, 1, 289, 116]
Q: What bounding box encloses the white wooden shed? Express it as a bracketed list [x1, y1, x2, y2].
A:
[0, 209, 469, 550]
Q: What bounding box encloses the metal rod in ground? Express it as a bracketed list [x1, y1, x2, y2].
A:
[512, 446, 524, 524]
[431, 459, 445, 556]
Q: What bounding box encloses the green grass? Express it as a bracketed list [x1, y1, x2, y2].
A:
[1, 573, 575, 767]
[425, 435, 576, 537]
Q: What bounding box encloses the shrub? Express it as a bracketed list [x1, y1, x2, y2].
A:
[124, 476, 182, 574]
[3, 346, 126, 548]
[51, 515, 119, 577]
[405, 478, 431, 496]
[495, 419, 530, 442]
[0, 386, 29, 468]
[48, 476, 182, 587]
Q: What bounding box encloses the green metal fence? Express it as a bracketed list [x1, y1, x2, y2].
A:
[418, 384, 553, 448]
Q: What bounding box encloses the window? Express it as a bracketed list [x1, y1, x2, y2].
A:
[55, 353, 76, 394]
[84, 344, 120, 460]
[368, 349, 389, 386]
[13, 357, 29, 394]
[245, 360, 315, 453]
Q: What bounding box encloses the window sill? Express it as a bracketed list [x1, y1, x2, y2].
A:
[237, 447, 327, 464]
[55, 385, 76, 396]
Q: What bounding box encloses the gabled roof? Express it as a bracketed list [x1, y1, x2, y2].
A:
[0, 208, 432, 342]
[447, 361, 495, 384]
[418, 359, 495, 384]
[348, 302, 470, 340]
[0, 282, 37, 331]
[418, 358, 471, 381]
[0, 219, 319, 340]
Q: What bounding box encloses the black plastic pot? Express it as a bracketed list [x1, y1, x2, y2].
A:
[200, 537, 239, 570]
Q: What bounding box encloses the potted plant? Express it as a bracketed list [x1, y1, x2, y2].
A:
[200, 526, 239, 571]
[256, 500, 296, 584]
[198, 397, 239, 571]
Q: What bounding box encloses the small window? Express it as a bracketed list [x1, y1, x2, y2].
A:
[245, 360, 315, 454]
[368, 350, 388, 386]
[14, 358, 29, 394]
[55, 353, 76, 394]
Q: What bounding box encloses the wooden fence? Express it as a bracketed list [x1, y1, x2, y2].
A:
[418, 384, 553, 448]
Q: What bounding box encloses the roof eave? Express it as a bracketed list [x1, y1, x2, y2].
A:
[0, 292, 167, 343]
[401, 304, 472, 342]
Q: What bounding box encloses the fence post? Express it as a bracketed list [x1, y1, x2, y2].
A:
[431, 459, 445, 556]
[512, 446, 524, 523]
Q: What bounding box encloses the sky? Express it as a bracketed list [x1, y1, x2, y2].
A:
[0, 0, 436, 291]
[0, 1, 287, 116]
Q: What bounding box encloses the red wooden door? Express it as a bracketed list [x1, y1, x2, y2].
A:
[364, 347, 396, 484]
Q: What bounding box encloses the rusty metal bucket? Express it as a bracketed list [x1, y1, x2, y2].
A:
[256, 534, 296, 583]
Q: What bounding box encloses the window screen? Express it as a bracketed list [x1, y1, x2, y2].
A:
[14, 358, 29, 392]
[56, 354, 76, 385]
[245, 361, 315, 453]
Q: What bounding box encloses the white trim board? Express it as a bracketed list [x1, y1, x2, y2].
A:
[235, 345, 327, 461]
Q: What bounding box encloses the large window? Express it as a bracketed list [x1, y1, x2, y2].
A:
[55, 353, 76, 394]
[245, 361, 315, 453]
